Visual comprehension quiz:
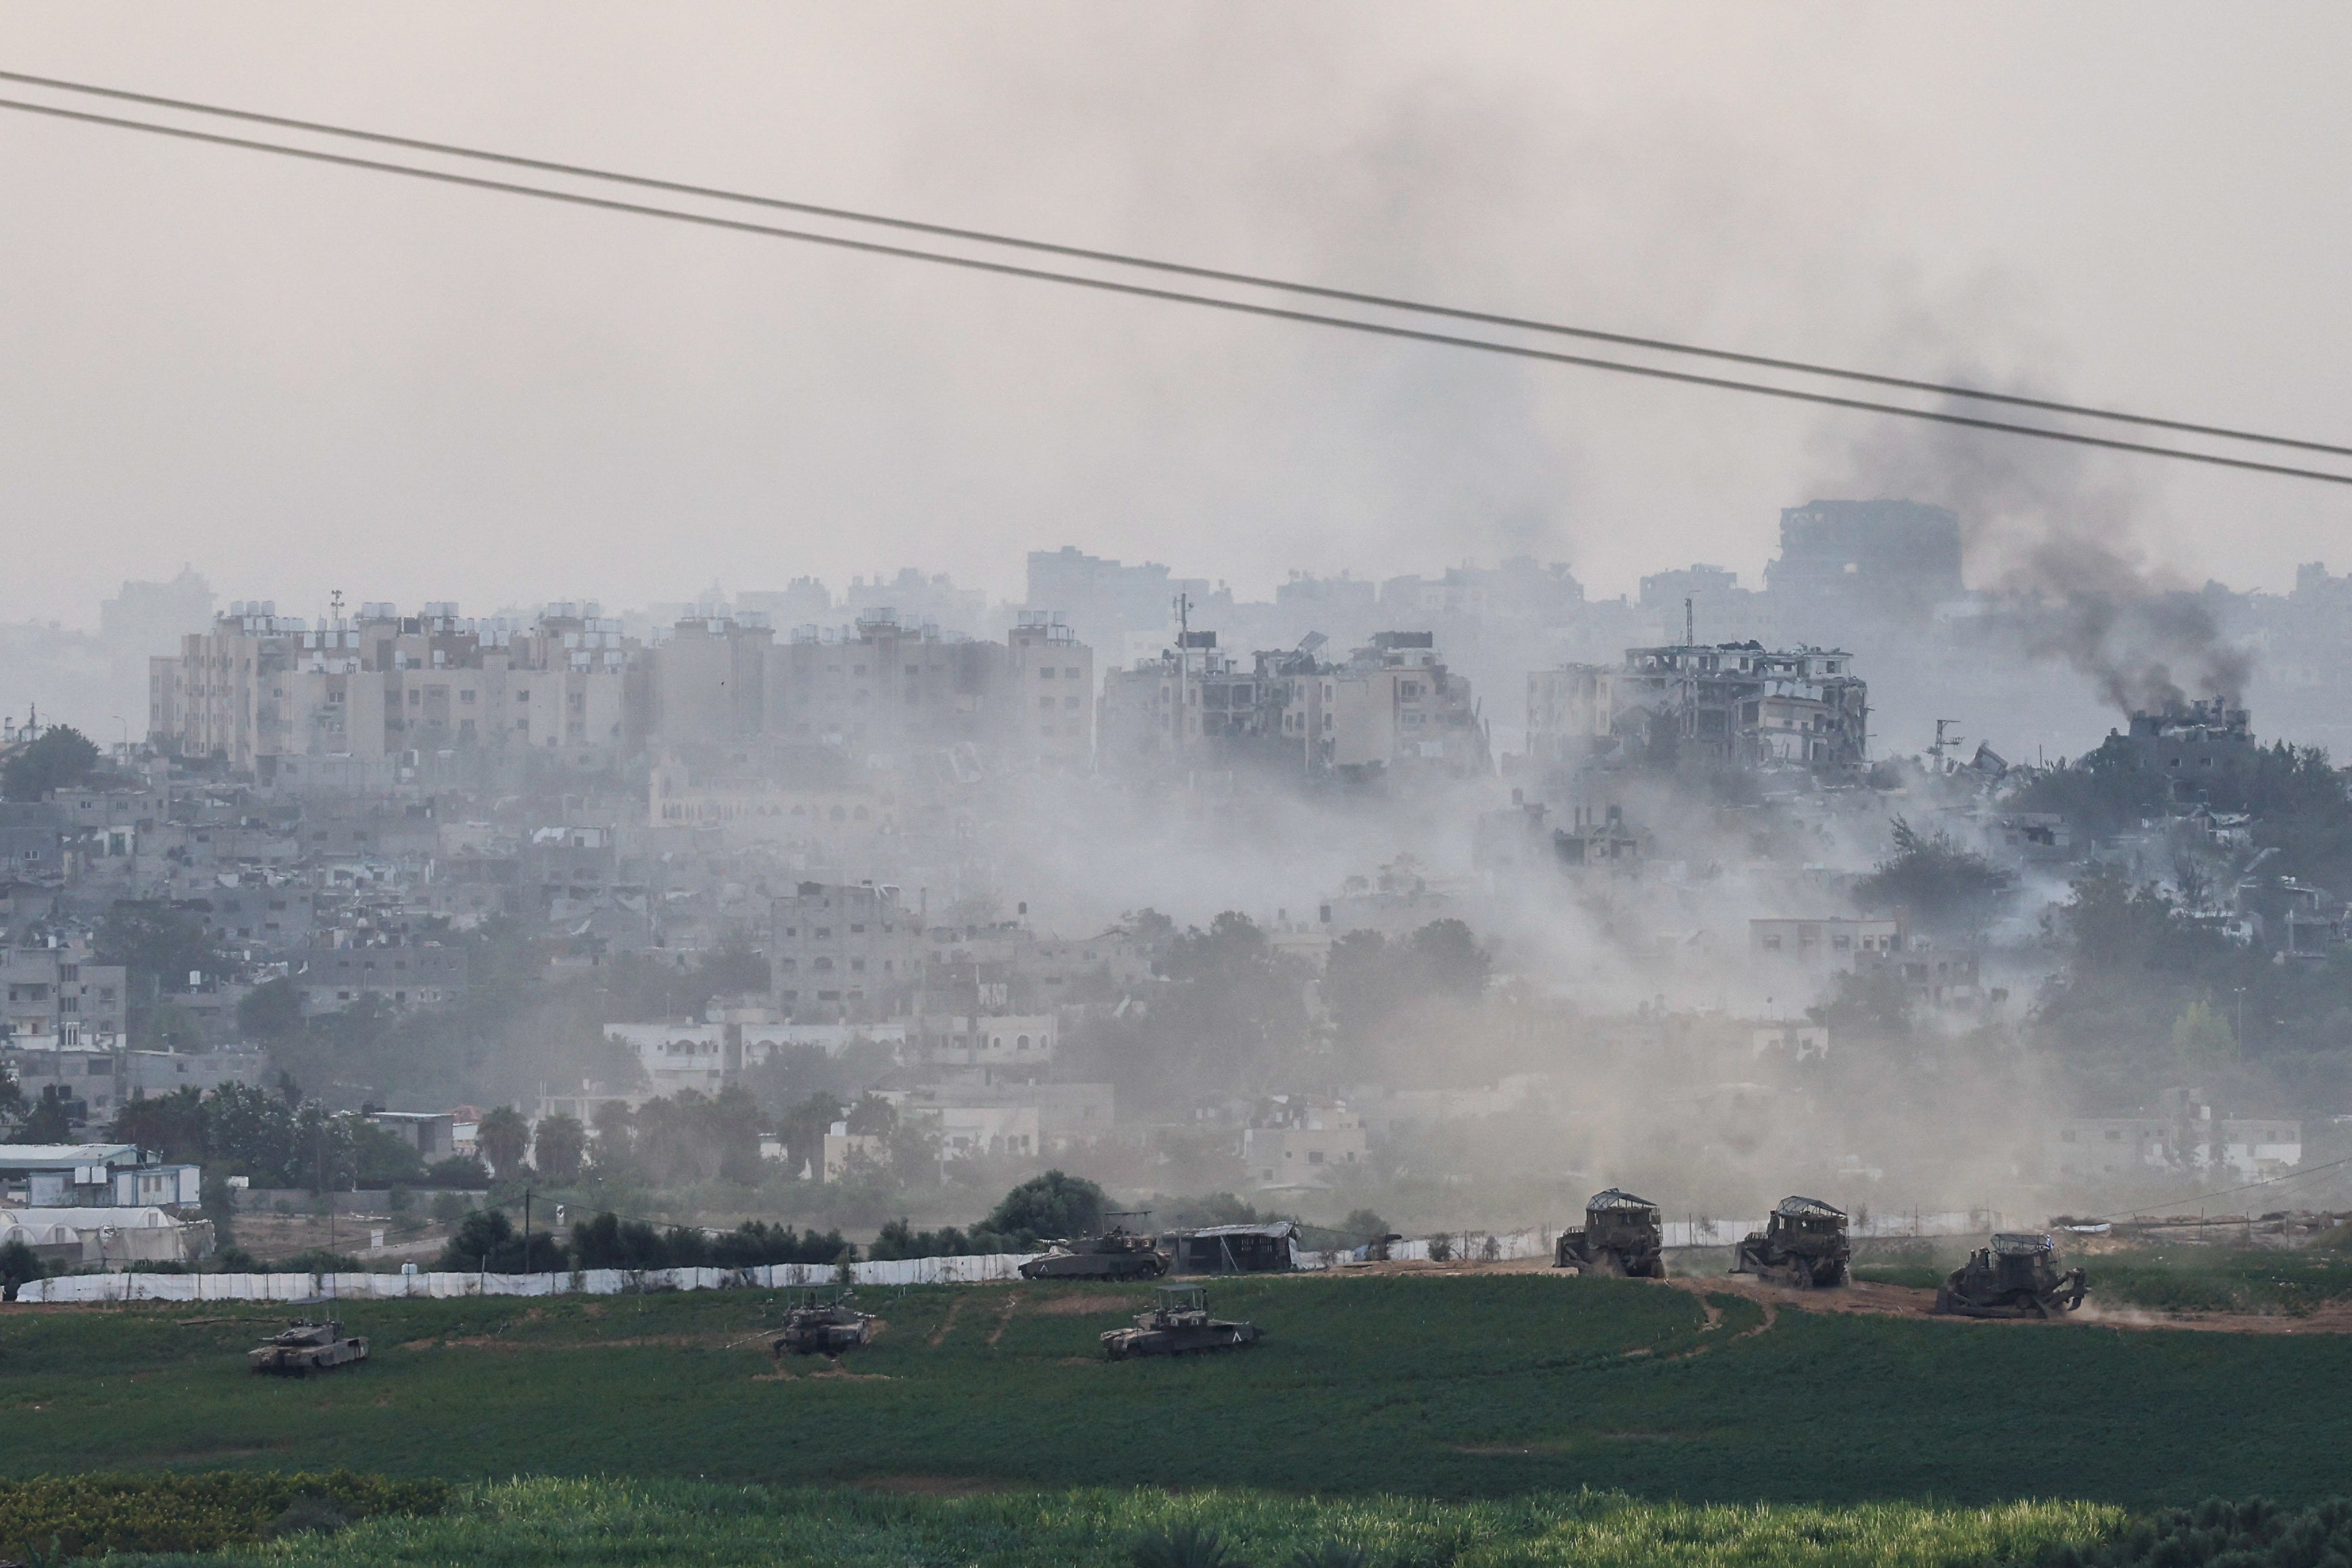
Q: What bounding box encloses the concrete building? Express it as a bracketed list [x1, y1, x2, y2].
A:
[151, 601, 643, 777]
[1526, 665, 1617, 767]
[1748, 917, 1902, 966]
[1242, 1102, 1369, 1190]
[1, 937, 126, 1048]
[770, 881, 923, 1020]
[1006, 612, 1095, 765]
[1764, 499, 1965, 618]
[2117, 700, 2258, 802]
[1621, 642, 1867, 773]
[297, 941, 468, 1012]
[2048, 1100, 2301, 1183]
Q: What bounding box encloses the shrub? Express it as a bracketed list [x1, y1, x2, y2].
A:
[0, 1238, 45, 1302]
[2040, 1497, 2352, 1568]
[1134, 1522, 1246, 1568]
[0, 1471, 443, 1561]
[866, 1218, 1017, 1260]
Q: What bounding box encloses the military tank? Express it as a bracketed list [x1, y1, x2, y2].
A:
[1100, 1284, 1263, 1359]
[771, 1288, 876, 1356]
[247, 1319, 369, 1376]
[1554, 1188, 1667, 1278]
[1019, 1217, 1171, 1281]
[1933, 1232, 2088, 1319]
[1732, 1196, 1852, 1288]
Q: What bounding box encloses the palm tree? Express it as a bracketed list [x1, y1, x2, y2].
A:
[478, 1105, 531, 1179]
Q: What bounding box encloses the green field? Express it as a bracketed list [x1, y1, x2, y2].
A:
[103, 1477, 2117, 1568]
[5, 1274, 2350, 1506]
[1855, 1244, 2352, 1315]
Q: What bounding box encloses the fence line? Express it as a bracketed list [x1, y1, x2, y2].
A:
[14, 1253, 1044, 1304]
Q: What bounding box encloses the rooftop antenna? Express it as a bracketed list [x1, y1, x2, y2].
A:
[1684, 595, 1694, 647]
[1930, 718, 1959, 768]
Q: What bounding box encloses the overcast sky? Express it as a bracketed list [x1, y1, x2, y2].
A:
[3, 3, 2347, 629]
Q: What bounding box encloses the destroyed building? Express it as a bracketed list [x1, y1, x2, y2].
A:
[1529, 641, 1867, 777]
[2117, 699, 2257, 802]
[1097, 629, 1486, 779]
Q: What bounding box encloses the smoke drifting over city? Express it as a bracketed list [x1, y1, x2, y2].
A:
[5, 7, 2352, 1281]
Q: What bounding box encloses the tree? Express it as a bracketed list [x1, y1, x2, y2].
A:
[1405, 920, 1490, 1000]
[589, 1100, 635, 1170]
[236, 977, 305, 1042]
[1853, 818, 2015, 937]
[477, 1105, 531, 1179]
[1340, 1208, 1392, 1242]
[2171, 998, 2237, 1069]
[97, 901, 228, 998]
[983, 1170, 1106, 1244]
[697, 935, 770, 999]
[109, 1086, 210, 1163]
[533, 1112, 587, 1184]
[9, 1085, 76, 1144]
[1, 725, 101, 802]
[0, 1058, 22, 1133]
[0, 1238, 43, 1301]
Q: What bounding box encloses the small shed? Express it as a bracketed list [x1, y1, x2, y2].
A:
[1165, 1221, 1297, 1275]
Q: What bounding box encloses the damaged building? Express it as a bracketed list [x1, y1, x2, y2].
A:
[1529, 641, 1868, 777]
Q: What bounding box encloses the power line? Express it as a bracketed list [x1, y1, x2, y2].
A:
[5, 66, 2347, 462]
[3, 89, 2350, 487]
[2078, 1150, 2352, 1226]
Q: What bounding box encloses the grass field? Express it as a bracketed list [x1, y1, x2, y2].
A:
[1854, 1245, 2352, 1315]
[7, 1273, 2351, 1506]
[113, 1477, 2120, 1568]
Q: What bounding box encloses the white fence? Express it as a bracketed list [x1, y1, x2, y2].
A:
[15, 1253, 1044, 1304]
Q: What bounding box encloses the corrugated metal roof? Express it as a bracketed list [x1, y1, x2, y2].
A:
[0, 1143, 139, 1168]
[1177, 1221, 1298, 1240]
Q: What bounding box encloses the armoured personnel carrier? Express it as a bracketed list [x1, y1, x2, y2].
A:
[771, 1288, 876, 1356]
[1933, 1233, 2088, 1319]
[247, 1319, 369, 1376]
[1554, 1188, 1667, 1278]
[1100, 1284, 1263, 1359]
[1018, 1220, 1170, 1281]
[1732, 1196, 1852, 1288]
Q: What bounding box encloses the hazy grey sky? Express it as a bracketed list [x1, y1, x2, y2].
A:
[3, 3, 2347, 628]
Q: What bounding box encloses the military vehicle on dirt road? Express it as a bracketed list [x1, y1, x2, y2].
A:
[772, 1288, 877, 1355]
[1018, 1217, 1171, 1281]
[1554, 1188, 1667, 1278]
[247, 1319, 370, 1376]
[1933, 1232, 2088, 1319]
[1100, 1283, 1264, 1359]
[1732, 1196, 1853, 1288]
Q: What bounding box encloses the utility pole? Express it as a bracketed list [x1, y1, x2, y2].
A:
[523, 1186, 533, 1275]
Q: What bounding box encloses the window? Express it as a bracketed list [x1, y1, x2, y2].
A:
[1039, 667, 1056, 679]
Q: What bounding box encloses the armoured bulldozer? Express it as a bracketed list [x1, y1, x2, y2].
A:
[1554, 1188, 1667, 1278]
[247, 1319, 369, 1376]
[1933, 1233, 2088, 1319]
[1100, 1283, 1263, 1359]
[1732, 1196, 1852, 1288]
[1019, 1218, 1171, 1281]
[772, 1288, 876, 1356]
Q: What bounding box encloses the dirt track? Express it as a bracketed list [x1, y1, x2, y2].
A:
[1314, 1255, 2352, 1336]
